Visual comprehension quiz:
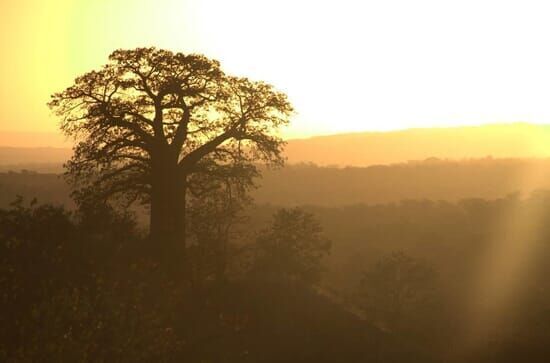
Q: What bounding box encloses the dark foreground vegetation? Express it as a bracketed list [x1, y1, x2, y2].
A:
[0, 200, 434, 362]
[247, 194, 550, 362]
[3, 191, 550, 361]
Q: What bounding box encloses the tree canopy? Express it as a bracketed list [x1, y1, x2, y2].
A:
[49, 47, 293, 243]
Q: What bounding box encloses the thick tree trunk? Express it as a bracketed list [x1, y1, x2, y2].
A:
[149, 152, 187, 264]
[150, 173, 177, 244]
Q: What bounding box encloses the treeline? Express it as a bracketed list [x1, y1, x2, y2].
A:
[254, 158, 550, 205]
[0, 171, 72, 207]
[5, 158, 550, 208]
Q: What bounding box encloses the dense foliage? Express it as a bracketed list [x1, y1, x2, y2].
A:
[1, 199, 437, 362]
[4, 165, 550, 361]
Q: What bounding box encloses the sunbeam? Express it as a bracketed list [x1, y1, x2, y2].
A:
[453, 160, 550, 360]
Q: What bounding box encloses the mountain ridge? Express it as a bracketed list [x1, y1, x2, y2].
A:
[2, 122, 550, 167]
[284, 122, 550, 166]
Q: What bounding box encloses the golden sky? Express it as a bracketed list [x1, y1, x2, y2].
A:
[2, 0, 550, 141]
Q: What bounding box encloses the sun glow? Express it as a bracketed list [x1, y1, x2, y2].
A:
[453, 162, 550, 359]
[3, 0, 550, 139]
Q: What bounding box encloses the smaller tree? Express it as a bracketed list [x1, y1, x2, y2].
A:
[185, 164, 255, 286]
[248, 208, 331, 285]
[359, 251, 440, 334]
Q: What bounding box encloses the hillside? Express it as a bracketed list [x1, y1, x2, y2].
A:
[3, 123, 550, 168]
[285, 123, 550, 166]
[0, 146, 71, 167]
[0, 131, 70, 148]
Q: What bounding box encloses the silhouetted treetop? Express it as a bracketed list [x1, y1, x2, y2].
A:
[49, 47, 293, 243]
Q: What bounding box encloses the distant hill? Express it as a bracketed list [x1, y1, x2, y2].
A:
[0, 147, 71, 168]
[0, 131, 71, 148]
[3, 123, 550, 168]
[284, 123, 550, 166]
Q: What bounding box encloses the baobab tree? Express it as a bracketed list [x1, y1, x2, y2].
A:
[49, 47, 293, 254]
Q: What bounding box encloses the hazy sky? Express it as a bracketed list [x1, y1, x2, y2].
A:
[2, 0, 550, 139]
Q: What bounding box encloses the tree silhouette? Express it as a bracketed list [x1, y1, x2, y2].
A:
[186, 170, 251, 286]
[249, 208, 331, 285]
[49, 47, 293, 253]
[360, 252, 439, 334]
